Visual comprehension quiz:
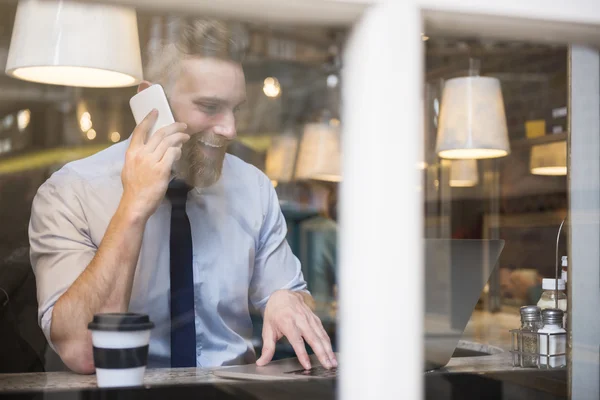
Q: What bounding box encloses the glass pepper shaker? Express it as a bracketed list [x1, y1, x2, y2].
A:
[519, 305, 543, 367]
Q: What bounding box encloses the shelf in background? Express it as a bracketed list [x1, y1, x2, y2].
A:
[511, 132, 568, 149]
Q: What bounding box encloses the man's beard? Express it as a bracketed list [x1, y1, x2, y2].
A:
[175, 131, 230, 188]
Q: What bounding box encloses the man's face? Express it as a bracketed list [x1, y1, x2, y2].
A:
[168, 57, 246, 188]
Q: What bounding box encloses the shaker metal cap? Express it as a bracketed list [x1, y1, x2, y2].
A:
[542, 308, 564, 325]
[520, 305, 542, 321]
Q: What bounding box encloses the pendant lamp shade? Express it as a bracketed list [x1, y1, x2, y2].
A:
[6, 0, 143, 88]
[265, 134, 299, 184]
[436, 76, 510, 160]
[530, 141, 567, 176]
[449, 159, 479, 187]
[295, 122, 342, 182]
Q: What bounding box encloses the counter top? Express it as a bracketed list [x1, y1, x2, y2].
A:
[0, 308, 552, 394]
[446, 353, 516, 373]
[434, 339, 529, 375]
[461, 309, 520, 351]
[0, 367, 226, 392]
[0, 340, 535, 393]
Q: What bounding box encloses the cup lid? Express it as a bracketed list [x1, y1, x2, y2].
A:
[88, 313, 154, 332]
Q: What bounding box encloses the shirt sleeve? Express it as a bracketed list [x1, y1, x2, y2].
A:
[249, 175, 308, 312]
[28, 174, 97, 349]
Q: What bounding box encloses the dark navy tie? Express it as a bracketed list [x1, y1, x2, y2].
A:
[166, 179, 197, 368]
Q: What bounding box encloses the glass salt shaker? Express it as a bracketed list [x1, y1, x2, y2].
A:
[519, 305, 543, 367]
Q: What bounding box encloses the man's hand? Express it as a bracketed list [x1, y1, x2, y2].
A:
[256, 290, 337, 370]
[120, 109, 190, 221]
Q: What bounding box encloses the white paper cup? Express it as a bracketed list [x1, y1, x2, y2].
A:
[88, 313, 154, 388]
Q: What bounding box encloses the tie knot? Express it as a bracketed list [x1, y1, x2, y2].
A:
[166, 179, 191, 208]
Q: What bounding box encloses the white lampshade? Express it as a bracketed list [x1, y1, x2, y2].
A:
[449, 159, 479, 187]
[295, 122, 341, 182]
[530, 141, 567, 176]
[265, 134, 299, 183]
[6, 0, 143, 88]
[436, 76, 510, 159]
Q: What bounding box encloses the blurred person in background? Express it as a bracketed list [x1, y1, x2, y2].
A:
[298, 183, 339, 316]
[499, 265, 542, 305]
[28, 19, 335, 374]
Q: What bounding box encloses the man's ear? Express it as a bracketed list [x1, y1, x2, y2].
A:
[137, 80, 153, 93]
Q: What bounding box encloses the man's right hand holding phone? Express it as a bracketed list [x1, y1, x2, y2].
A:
[120, 109, 190, 223]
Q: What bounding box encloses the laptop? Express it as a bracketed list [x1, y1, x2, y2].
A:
[213, 239, 504, 380]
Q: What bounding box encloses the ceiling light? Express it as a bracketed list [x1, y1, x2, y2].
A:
[436, 76, 510, 159]
[6, 0, 143, 88]
[530, 141, 567, 176]
[265, 134, 298, 184]
[295, 122, 342, 182]
[450, 159, 479, 187]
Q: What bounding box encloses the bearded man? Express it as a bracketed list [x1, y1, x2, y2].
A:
[28, 19, 336, 374]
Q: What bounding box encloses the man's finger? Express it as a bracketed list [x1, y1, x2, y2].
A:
[159, 147, 182, 169]
[311, 315, 337, 367]
[146, 122, 188, 153]
[296, 317, 332, 369]
[130, 109, 158, 148]
[151, 132, 190, 163]
[256, 325, 277, 367]
[283, 323, 311, 370]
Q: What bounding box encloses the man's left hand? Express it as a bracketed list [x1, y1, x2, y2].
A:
[256, 290, 337, 370]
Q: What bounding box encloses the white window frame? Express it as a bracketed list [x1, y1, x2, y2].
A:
[96, 0, 600, 398]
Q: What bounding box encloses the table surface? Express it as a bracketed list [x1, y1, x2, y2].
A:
[0, 309, 542, 393]
[0, 367, 226, 392]
[0, 341, 523, 392]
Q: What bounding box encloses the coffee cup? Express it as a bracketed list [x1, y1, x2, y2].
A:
[88, 313, 154, 388]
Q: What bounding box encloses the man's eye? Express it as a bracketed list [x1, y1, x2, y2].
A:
[201, 104, 219, 114]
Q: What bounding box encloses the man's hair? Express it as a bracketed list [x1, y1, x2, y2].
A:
[144, 19, 245, 93]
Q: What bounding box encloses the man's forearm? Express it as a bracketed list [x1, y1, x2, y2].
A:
[51, 199, 147, 373]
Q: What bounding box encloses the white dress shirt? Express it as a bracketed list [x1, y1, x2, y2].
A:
[29, 140, 307, 368]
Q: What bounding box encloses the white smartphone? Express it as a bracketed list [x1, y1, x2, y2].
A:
[129, 84, 176, 137]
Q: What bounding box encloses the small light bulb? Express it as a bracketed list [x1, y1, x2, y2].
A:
[3, 114, 14, 129]
[110, 131, 121, 143]
[17, 109, 31, 131]
[80, 112, 93, 132]
[86, 129, 96, 140]
[263, 77, 281, 98]
[327, 74, 339, 88]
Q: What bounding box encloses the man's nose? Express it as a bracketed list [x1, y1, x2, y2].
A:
[213, 111, 237, 140]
